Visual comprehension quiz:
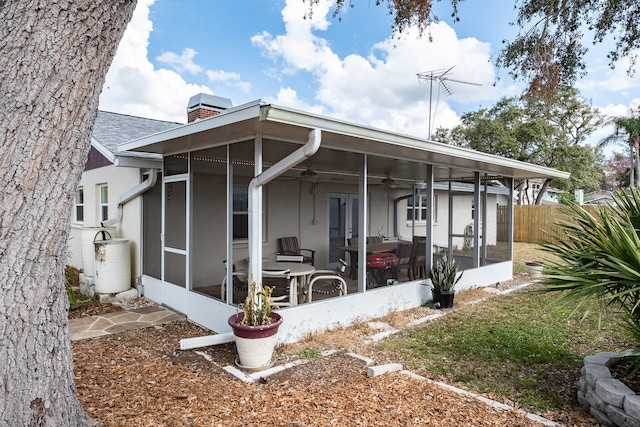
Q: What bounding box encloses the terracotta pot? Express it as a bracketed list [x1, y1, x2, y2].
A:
[228, 312, 283, 369]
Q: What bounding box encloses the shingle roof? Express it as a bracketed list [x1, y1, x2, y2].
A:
[92, 111, 182, 157]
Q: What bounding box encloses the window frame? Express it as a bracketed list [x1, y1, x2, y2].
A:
[74, 187, 84, 224]
[232, 184, 267, 243]
[99, 184, 109, 223]
[406, 194, 437, 224]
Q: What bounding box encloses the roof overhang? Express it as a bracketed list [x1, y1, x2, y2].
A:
[118, 100, 570, 181]
[91, 137, 115, 163]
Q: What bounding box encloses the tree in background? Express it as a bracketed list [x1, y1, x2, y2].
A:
[436, 87, 604, 204]
[0, 1, 136, 425]
[311, 0, 640, 97]
[599, 110, 640, 188]
[604, 153, 632, 189]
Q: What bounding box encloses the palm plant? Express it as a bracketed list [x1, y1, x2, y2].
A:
[599, 112, 640, 188]
[542, 188, 640, 349]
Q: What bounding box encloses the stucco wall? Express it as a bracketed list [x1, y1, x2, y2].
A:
[395, 192, 499, 249]
[68, 164, 143, 284]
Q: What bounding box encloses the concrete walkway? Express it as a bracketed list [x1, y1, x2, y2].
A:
[69, 305, 183, 341]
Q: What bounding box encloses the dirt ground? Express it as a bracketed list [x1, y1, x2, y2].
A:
[70, 274, 599, 427]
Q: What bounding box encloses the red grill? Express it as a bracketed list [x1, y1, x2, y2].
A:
[366, 253, 399, 287]
[366, 253, 400, 269]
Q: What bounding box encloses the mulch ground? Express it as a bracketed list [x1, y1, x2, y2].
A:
[70, 280, 599, 426]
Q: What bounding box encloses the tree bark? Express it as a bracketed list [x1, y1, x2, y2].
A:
[534, 179, 552, 205]
[0, 1, 136, 425]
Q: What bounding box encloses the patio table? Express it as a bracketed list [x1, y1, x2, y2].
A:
[263, 261, 316, 305]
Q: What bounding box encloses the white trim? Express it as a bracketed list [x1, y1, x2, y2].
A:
[91, 137, 115, 163]
[118, 101, 263, 154]
[119, 101, 569, 181]
[74, 187, 84, 224]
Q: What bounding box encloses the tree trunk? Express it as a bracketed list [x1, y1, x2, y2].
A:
[629, 142, 636, 188]
[631, 141, 640, 188]
[0, 1, 136, 425]
[534, 178, 552, 205]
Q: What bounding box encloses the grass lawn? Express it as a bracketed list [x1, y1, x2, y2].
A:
[379, 243, 635, 414]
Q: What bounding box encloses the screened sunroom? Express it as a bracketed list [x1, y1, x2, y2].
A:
[120, 100, 568, 342]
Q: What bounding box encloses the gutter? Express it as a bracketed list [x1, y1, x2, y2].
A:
[101, 169, 158, 227]
[247, 128, 321, 287]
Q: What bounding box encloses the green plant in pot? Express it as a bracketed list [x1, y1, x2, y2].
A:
[228, 282, 283, 370]
[430, 254, 463, 309]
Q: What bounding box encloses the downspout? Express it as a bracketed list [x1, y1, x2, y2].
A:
[101, 169, 158, 227]
[247, 128, 321, 289]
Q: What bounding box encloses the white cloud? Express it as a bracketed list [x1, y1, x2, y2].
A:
[206, 70, 252, 94]
[207, 70, 241, 82]
[99, 0, 213, 123]
[577, 52, 640, 99]
[156, 48, 203, 74]
[252, 0, 501, 139]
[266, 87, 326, 115]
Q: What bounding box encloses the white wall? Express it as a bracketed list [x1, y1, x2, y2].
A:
[68, 164, 143, 284]
[395, 191, 499, 249]
[184, 259, 514, 344]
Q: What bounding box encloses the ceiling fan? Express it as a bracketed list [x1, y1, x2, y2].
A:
[300, 167, 320, 182]
[381, 174, 397, 188]
[371, 173, 419, 190]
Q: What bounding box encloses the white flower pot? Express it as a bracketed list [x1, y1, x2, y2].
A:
[228, 312, 283, 370]
[525, 261, 543, 278]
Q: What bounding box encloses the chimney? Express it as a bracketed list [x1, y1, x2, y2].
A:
[187, 93, 233, 123]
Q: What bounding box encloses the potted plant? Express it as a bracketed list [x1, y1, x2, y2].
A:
[227, 282, 283, 370]
[429, 254, 463, 309]
[524, 260, 544, 279]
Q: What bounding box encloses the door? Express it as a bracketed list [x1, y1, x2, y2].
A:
[327, 194, 359, 268]
[162, 175, 189, 313]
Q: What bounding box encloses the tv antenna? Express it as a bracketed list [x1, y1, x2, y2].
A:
[417, 66, 481, 139]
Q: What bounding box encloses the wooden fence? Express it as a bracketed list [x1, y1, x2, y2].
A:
[513, 204, 607, 244]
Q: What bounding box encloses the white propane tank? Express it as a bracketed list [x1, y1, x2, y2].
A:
[94, 237, 131, 294]
[81, 227, 116, 277]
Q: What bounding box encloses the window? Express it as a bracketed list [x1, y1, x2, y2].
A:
[99, 184, 108, 222]
[531, 182, 541, 199]
[232, 185, 266, 242]
[74, 187, 84, 223]
[407, 194, 437, 223]
[232, 185, 249, 240]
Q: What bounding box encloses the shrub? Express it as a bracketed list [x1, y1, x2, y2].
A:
[542, 189, 640, 351]
[65, 265, 90, 310]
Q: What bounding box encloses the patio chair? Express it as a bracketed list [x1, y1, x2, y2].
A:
[411, 238, 427, 279]
[305, 259, 348, 303]
[395, 242, 415, 280]
[221, 260, 248, 299]
[277, 236, 315, 265]
[366, 236, 383, 244]
[346, 237, 359, 279]
[262, 269, 296, 307]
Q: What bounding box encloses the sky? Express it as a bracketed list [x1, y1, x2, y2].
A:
[98, 0, 640, 155]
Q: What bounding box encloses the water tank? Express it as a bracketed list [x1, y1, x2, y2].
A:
[81, 227, 116, 277]
[94, 238, 131, 294]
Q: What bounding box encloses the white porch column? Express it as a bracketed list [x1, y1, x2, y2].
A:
[425, 164, 434, 274]
[357, 155, 368, 293]
[247, 129, 321, 290]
